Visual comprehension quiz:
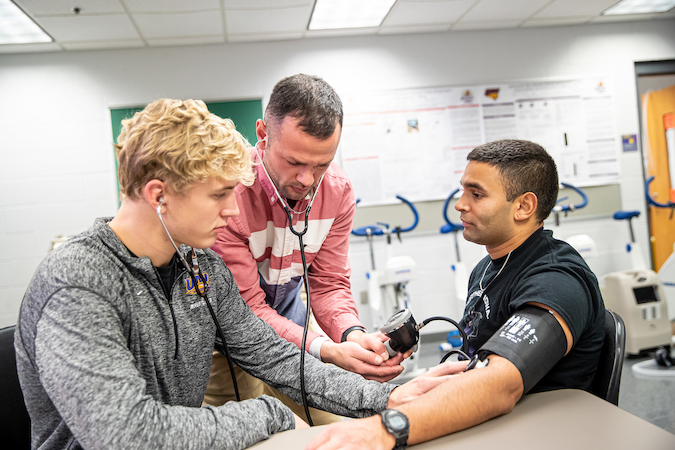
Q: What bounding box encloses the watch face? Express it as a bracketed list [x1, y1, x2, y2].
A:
[389, 415, 407, 431]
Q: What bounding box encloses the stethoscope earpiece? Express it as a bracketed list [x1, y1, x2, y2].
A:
[156, 197, 165, 216]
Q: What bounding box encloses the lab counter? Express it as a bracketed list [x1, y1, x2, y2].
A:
[250, 389, 675, 449]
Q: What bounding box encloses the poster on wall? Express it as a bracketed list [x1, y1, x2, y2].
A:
[338, 77, 620, 206]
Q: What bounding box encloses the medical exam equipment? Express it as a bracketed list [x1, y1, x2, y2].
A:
[551, 182, 598, 261]
[352, 196, 423, 380]
[379, 305, 567, 381]
[352, 195, 419, 331]
[379, 308, 473, 367]
[601, 207, 671, 356]
[601, 269, 671, 355]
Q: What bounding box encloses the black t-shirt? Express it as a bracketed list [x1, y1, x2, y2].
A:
[155, 253, 180, 299]
[459, 228, 605, 393]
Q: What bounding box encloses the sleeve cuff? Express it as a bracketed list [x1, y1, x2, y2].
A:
[309, 336, 330, 361]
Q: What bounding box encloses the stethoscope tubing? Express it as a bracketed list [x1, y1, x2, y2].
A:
[255, 141, 319, 426]
[156, 203, 241, 401]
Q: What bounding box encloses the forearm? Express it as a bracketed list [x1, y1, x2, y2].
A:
[397, 356, 523, 444]
[36, 307, 293, 449]
[235, 315, 394, 416]
[86, 394, 294, 450]
[218, 285, 394, 417]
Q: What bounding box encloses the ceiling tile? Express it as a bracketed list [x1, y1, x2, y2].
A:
[123, 0, 220, 13]
[385, 0, 474, 26]
[35, 14, 140, 41]
[15, 0, 125, 16]
[452, 20, 521, 31]
[3, 0, 673, 53]
[225, 6, 312, 34]
[534, 0, 619, 18]
[133, 11, 223, 38]
[462, 0, 551, 22]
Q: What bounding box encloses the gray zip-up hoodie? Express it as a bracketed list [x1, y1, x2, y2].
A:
[15, 218, 394, 450]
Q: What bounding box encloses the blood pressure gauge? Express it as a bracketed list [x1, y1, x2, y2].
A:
[380, 309, 419, 357]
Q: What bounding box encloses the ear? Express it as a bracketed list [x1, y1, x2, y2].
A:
[256, 119, 268, 148]
[143, 179, 166, 210]
[513, 192, 538, 222]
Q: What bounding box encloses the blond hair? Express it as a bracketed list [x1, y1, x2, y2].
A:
[115, 99, 254, 200]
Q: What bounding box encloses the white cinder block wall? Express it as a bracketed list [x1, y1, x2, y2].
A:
[1, 20, 674, 329]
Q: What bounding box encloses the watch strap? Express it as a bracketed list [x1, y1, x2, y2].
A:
[340, 325, 367, 342]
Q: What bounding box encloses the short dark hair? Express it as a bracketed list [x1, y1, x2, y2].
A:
[467, 139, 559, 222]
[264, 74, 343, 139]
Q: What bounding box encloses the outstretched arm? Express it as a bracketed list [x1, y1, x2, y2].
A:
[307, 303, 574, 449]
[306, 355, 523, 450]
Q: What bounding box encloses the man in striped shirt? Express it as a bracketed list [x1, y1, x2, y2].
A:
[205, 74, 408, 423]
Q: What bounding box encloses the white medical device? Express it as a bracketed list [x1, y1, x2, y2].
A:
[353, 196, 426, 382]
[353, 196, 420, 330]
[370, 252, 427, 383]
[367, 253, 417, 330]
[601, 270, 671, 355]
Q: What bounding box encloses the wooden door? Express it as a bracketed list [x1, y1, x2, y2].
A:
[643, 85, 675, 270]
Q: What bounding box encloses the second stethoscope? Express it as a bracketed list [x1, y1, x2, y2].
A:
[156, 199, 240, 401]
[254, 140, 327, 426]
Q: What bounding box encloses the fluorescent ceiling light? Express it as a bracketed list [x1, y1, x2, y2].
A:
[309, 0, 396, 30]
[603, 0, 675, 15]
[0, 0, 52, 44]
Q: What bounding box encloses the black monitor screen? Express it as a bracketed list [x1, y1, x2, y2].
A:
[633, 285, 659, 304]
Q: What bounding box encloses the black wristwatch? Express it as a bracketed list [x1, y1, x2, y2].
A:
[379, 409, 409, 450]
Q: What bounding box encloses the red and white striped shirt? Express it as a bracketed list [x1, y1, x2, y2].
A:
[212, 148, 362, 353]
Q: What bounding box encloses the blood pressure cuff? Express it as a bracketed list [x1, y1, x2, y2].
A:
[477, 305, 567, 394]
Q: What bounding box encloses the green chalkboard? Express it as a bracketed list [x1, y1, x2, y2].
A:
[110, 99, 263, 204]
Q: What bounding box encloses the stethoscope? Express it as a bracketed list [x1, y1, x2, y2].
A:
[254, 139, 325, 426]
[156, 199, 241, 401]
[254, 139, 325, 237]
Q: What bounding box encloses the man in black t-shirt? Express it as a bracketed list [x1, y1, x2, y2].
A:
[306, 139, 605, 450]
[461, 227, 605, 392]
[457, 140, 604, 394]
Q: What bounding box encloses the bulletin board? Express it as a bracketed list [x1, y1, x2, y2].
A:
[338, 77, 620, 206]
